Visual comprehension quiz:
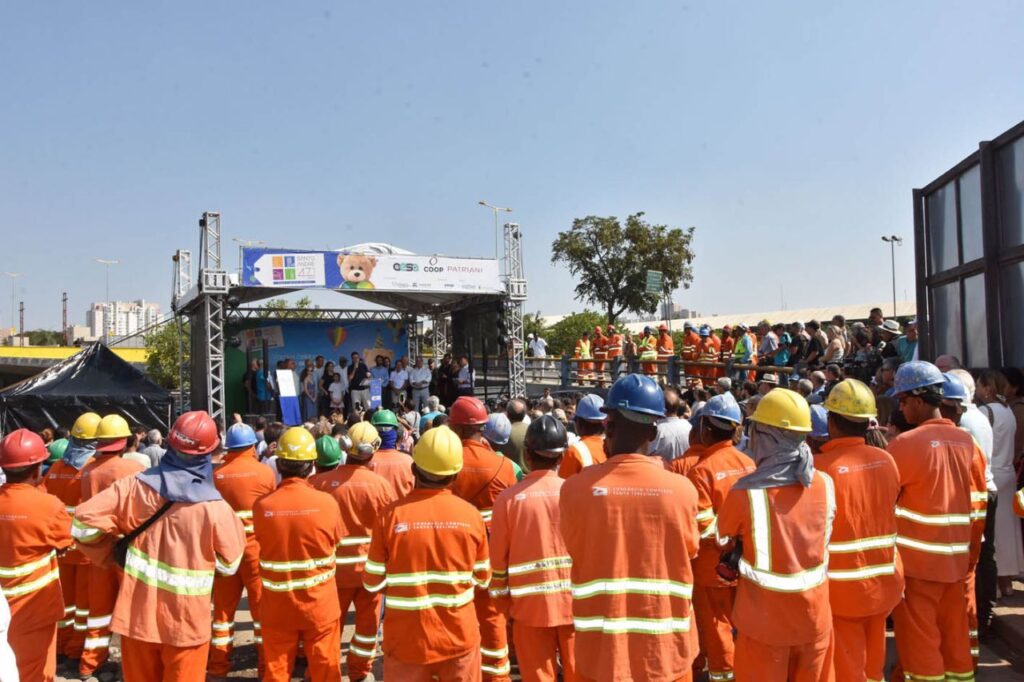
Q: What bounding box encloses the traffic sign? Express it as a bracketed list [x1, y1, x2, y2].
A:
[645, 270, 663, 294]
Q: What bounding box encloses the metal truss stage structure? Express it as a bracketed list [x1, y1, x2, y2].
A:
[172, 211, 527, 426]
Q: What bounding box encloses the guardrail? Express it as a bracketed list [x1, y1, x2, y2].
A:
[524, 356, 795, 390]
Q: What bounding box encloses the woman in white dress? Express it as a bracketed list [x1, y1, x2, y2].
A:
[977, 370, 1022, 596]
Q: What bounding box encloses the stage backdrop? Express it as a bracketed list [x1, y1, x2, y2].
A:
[225, 319, 408, 416]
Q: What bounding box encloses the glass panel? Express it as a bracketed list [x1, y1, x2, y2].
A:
[927, 182, 958, 273]
[962, 274, 988, 368]
[998, 136, 1024, 247]
[1003, 262, 1024, 366]
[959, 166, 983, 263]
[931, 281, 962, 360]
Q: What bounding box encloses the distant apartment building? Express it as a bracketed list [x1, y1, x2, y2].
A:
[86, 300, 161, 339]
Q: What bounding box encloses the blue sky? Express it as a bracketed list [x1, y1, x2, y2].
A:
[2, 1, 1023, 331]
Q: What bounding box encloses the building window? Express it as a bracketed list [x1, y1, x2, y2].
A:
[931, 281, 962, 360]
[959, 165, 984, 263]
[1002, 261, 1024, 366]
[998, 136, 1024, 248]
[962, 274, 988, 368]
[927, 182, 958, 274]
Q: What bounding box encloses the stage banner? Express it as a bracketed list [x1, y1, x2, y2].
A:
[275, 369, 302, 426]
[241, 248, 503, 293]
[369, 379, 383, 409]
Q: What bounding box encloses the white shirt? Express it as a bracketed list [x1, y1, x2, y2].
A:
[648, 416, 692, 462]
[961, 405, 996, 492]
[328, 381, 344, 405]
[980, 402, 1017, 474]
[409, 367, 432, 388]
[0, 590, 16, 682]
[529, 337, 548, 358]
[458, 366, 473, 388]
[390, 369, 409, 390]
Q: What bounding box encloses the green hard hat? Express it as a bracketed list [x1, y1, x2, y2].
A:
[47, 438, 69, 463]
[370, 409, 399, 428]
[315, 436, 342, 467]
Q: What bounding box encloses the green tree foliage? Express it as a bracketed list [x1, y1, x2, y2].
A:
[144, 321, 190, 390]
[259, 296, 320, 319]
[26, 329, 64, 346]
[550, 213, 695, 325]
[523, 310, 548, 342]
[546, 310, 606, 357]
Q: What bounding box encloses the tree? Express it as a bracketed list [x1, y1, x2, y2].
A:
[26, 329, 64, 346]
[546, 310, 607, 357]
[523, 310, 548, 342]
[551, 213, 695, 325]
[145, 321, 190, 390]
[259, 296, 321, 319]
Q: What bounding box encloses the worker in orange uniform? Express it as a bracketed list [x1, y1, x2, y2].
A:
[716, 388, 837, 681]
[886, 361, 986, 682]
[363, 425, 492, 680]
[697, 325, 721, 380]
[560, 374, 700, 682]
[605, 325, 623, 379]
[42, 411, 99, 661]
[208, 422, 277, 678]
[667, 407, 705, 479]
[316, 422, 395, 681]
[449, 396, 517, 680]
[680, 322, 700, 381]
[558, 394, 606, 478]
[639, 327, 659, 377]
[76, 413, 146, 678]
[719, 325, 735, 376]
[816, 379, 903, 682]
[684, 393, 753, 682]
[0, 429, 74, 681]
[591, 325, 608, 387]
[367, 409, 414, 498]
[575, 331, 593, 385]
[73, 411, 247, 682]
[253, 426, 343, 682]
[490, 415, 576, 682]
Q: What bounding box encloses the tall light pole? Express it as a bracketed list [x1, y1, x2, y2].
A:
[95, 258, 119, 344]
[478, 201, 513, 263]
[232, 238, 266, 277]
[881, 235, 903, 318]
[2, 273, 21, 334]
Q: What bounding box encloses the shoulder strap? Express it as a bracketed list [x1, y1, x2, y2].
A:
[980, 403, 995, 426]
[127, 499, 176, 544]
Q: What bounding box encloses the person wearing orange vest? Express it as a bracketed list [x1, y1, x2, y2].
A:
[657, 323, 676, 377]
[0, 429, 74, 682]
[208, 422, 277, 678]
[490, 414, 576, 682]
[367, 409, 415, 498]
[76, 413, 146, 678]
[73, 411, 247, 682]
[558, 394, 607, 478]
[591, 325, 608, 387]
[816, 379, 903, 682]
[697, 325, 721, 380]
[716, 388, 836, 681]
[638, 327, 659, 378]
[560, 374, 700, 682]
[605, 325, 624, 378]
[680, 322, 700, 380]
[668, 407, 705, 479]
[315, 422, 396, 681]
[363, 425, 492, 680]
[42, 411, 99, 661]
[685, 393, 753, 682]
[719, 325, 735, 375]
[450, 396, 517, 680]
[575, 331, 593, 385]
[886, 361, 986, 682]
[253, 426, 344, 682]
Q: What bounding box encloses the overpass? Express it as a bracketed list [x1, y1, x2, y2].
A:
[0, 346, 149, 389]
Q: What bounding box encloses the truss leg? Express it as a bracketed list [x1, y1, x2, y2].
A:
[504, 222, 527, 398]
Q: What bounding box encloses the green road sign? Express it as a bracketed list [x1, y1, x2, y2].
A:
[645, 270, 663, 294]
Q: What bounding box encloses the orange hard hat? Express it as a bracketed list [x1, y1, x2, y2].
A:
[658, 324, 668, 331]
[0, 429, 49, 469]
[449, 396, 489, 426]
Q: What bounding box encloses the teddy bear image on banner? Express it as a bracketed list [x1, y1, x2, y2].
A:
[337, 252, 377, 289]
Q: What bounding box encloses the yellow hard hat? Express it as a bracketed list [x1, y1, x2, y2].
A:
[824, 378, 877, 421]
[71, 412, 102, 440]
[95, 414, 131, 440]
[412, 425, 463, 476]
[277, 427, 317, 461]
[347, 422, 381, 459]
[750, 388, 812, 433]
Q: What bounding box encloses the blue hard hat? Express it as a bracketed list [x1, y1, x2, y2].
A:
[810, 405, 829, 438]
[225, 423, 258, 450]
[575, 394, 607, 422]
[702, 393, 742, 425]
[689, 405, 705, 429]
[941, 372, 969, 404]
[603, 374, 665, 424]
[699, 325, 711, 338]
[893, 361, 944, 396]
[483, 413, 512, 446]
[684, 321, 695, 330]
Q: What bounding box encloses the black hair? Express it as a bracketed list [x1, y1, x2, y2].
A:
[264, 422, 285, 446]
[277, 459, 314, 479]
[828, 413, 869, 438]
[2, 463, 40, 484]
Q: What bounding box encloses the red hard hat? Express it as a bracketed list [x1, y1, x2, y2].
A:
[167, 411, 220, 456]
[449, 396, 488, 426]
[0, 429, 49, 469]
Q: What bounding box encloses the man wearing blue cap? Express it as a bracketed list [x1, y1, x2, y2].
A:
[558, 394, 606, 478]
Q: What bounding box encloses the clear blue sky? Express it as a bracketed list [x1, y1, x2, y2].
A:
[3, 1, 1023, 331]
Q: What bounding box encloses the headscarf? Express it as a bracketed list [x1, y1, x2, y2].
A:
[137, 448, 222, 503]
[379, 427, 399, 450]
[733, 422, 815, 491]
[62, 437, 96, 471]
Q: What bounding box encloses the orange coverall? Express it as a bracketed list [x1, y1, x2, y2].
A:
[658, 331, 676, 372]
[719, 335, 736, 374]
[676, 329, 697, 379]
[363, 487, 492, 680]
[560, 453, 700, 682]
[668, 443, 705, 479]
[369, 448, 414, 498]
[0, 482, 72, 682]
[886, 418, 986, 682]
[591, 330, 607, 385]
[557, 434, 606, 479]
[77, 452, 145, 676]
[209, 445, 277, 675]
[74, 475, 246, 682]
[43, 457, 92, 658]
[815, 437, 904, 682]
[639, 334, 658, 377]
[314, 463, 396, 679]
[253, 477, 344, 682]
[698, 335, 722, 380]
[453, 439, 518, 680]
[605, 332, 623, 376]
[686, 440, 754, 682]
[716, 471, 837, 682]
[490, 469, 576, 682]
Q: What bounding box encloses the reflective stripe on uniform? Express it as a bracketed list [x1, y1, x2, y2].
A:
[86, 614, 112, 628]
[259, 555, 335, 572]
[71, 518, 104, 543]
[0, 550, 56, 578]
[364, 559, 386, 575]
[338, 536, 372, 547]
[828, 534, 897, 553]
[336, 555, 368, 565]
[124, 546, 214, 596]
[507, 555, 572, 576]
[573, 615, 690, 634]
[895, 506, 971, 526]
[895, 536, 969, 555]
[385, 570, 474, 586]
[384, 586, 475, 610]
[509, 579, 571, 597]
[1, 567, 60, 598]
[215, 553, 243, 576]
[261, 568, 336, 592]
[479, 509, 493, 522]
[749, 489, 772, 571]
[350, 643, 376, 658]
[571, 577, 693, 600]
[211, 635, 233, 647]
[827, 563, 897, 581]
[575, 441, 594, 468]
[83, 636, 111, 650]
[738, 559, 826, 593]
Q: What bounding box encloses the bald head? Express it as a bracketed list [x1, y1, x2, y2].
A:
[506, 399, 527, 423]
[935, 355, 962, 373]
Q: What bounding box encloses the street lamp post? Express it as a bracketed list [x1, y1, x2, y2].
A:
[881, 235, 903, 318]
[95, 259, 120, 344]
[2, 273, 21, 335]
[478, 201, 513, 264]
[232, 238, 267, 278]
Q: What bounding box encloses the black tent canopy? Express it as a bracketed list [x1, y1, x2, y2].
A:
[0, 343, 171, 434]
